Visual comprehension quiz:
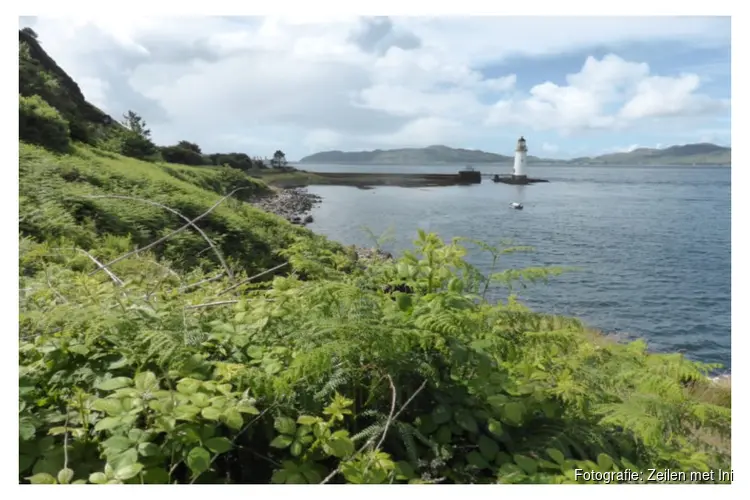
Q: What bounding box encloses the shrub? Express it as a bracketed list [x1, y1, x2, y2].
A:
[119, 131, 160, 161]
[161, 144, 207, 166]
[19, 94, 70, 152]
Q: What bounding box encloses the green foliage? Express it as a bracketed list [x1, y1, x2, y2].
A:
[19, 30, 119, 145]
[19, 94, 71, 153]
[18, 142, 342, 278]
[161, 141, 208, 166]
[115, 111, 160, 161]
[121, 111, 151, 139]
[119, 132, 160, 161]
[207, 152, 266, 171]
[16, 25, 731, 484]
[18, 169, 731, 483]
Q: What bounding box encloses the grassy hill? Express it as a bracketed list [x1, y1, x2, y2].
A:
[17, 26, 731, 485]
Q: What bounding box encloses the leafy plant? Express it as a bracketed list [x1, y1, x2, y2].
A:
[19, 94, 70, 152]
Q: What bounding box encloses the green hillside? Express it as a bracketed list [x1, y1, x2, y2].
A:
[18, 27, 731, 485]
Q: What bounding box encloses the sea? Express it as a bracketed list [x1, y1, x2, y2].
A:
[297, 163, 732, 372]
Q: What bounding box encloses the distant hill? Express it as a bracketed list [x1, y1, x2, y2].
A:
[300, 143, 730, 166]
[299, 145, 556, 165]
[569, 143, 731, 166]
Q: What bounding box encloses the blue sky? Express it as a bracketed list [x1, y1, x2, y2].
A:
[21, 16, 731, 160]
[476, 38, 730, 156]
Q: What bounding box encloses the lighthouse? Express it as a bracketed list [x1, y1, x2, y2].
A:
[512, 136, 527, 180]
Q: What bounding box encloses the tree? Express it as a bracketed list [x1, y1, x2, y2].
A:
[122, 110, 151, 139]
[271, 150, 287, 168]
[21, 27, 38, 40]
[118, 110, 158, 160]
[161, 141, 207, 166]
[177, 141, 202, 154]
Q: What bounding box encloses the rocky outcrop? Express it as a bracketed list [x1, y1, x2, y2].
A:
[354, 247, 393, 261]
[250, 188, 321, 225]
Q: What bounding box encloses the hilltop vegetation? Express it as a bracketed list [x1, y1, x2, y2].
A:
[19, 28, 283, 170]
[300, 143, 730, 166]
[18, 27, 731, 485]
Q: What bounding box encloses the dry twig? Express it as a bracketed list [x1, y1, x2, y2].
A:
[319, 379, 428, 484]
[85, 194, 234, 279]
[217, 262, 289, 296]
[88, 188, 246, 277]
[184, 299, 239, 310]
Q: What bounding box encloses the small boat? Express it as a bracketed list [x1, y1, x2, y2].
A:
[510, 202, 523, 210]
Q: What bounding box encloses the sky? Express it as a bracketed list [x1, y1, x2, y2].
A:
[19, 16, 731, 161]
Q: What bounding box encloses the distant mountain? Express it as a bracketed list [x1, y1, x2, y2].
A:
[300, 143, 730, 166]
[299, 145, 556, 165]
[569, 143, 731, 166]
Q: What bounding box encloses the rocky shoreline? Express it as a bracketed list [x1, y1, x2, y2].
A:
[250, 187, 394, 262]
[250, 187, 322, 226]
[250, 188, 730, 379]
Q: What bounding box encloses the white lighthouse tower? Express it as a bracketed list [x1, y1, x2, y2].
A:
[513, 136, 527, 180]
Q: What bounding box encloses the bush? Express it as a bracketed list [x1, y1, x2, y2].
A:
[208, 152, 265, 171]
[118, 131, 160, 161]
[19, 94, 70, 152]
[161, 144, 207, 166]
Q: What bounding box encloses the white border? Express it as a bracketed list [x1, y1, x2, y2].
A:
[6, 2, 744, 497]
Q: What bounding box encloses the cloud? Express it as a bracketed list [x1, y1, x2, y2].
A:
[486, 54, 727, 133]
[350, 16, 421, 55]
[610, 144, 642, 153]
[20, 16, 730, 159]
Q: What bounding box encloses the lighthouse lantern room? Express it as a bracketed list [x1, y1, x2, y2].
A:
[512, 136, 528, 179]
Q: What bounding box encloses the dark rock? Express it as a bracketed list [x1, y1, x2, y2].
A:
[304, 215, 313, 223]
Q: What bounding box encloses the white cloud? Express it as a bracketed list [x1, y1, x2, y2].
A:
[612, 144, 642, 153]
[486, 54, 727, 134]
[541, 142, 559, 153]
[20, 16, 730, 159]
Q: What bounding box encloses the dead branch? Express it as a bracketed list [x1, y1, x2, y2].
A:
[177, 273, 226, 293]
[217, 262, 289, 296]
[88, 188, 246, 277]
[319, 379, 428, 484]
[184, 299, 239, 310]
[61, 247, 125, 287]
[80, 249, 124, 286]
[44, 266, 68, 303]
[85, 194, 234, 279]
[376, 375, 398, 451]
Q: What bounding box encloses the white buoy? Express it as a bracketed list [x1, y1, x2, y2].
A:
[512, 136, 528, 180]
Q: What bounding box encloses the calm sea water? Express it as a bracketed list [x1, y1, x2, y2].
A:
[299, 163, 731, 371]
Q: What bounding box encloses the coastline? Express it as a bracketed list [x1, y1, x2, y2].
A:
[247, 168, 483, 189]
[256, 186, 731, 381]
